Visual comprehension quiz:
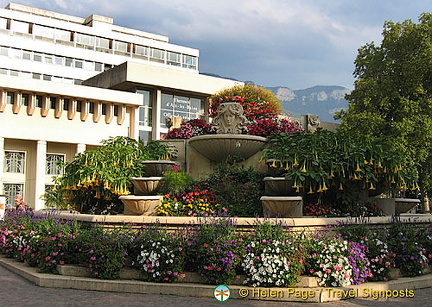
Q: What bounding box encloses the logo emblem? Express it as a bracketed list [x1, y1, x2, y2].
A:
[214, 285, 230, 302]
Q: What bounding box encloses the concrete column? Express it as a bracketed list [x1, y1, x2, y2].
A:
[34, 140, 47, 211]
[76, 143, 86, 155]
[0, 137, 4, 194]
[129, 106, 139, 140]
[152, 89, 162, 140]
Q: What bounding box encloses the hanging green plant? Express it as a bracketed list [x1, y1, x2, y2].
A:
[261, 129, 418, 196]
[55, 137, 173, 214]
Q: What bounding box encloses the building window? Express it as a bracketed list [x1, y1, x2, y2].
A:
[135, 45, 148, 57]
[149, 48, 165, 63]
[139, 130, 152, 144]
[89, 102, 95, 114]
[63, 99, 70, 111]
[183, 55, 197, 70]
[33, 24, 54, 40]
[137, 90, 152, 127]
[50, 97, 56, 109]
[4, 151, 25, 173]
[36, 95, 43, 108]
[65, 57, 73, 67]
[167, 52, 181, 67]
[95, 62, 104, 72]
[3, 183, 24, 208]
[96, 37, 111, 51]
[76, 100, 82, 112]
[114, 41, 128, 53]
[21, 93, 29, 106]
[55, 28, 72, 43]
[160, 94, 203, 128]
[75, 33, 95, 49]
[46, 154, 65, 175]
[6, 92, 14, 105]
[11, 20, 30, 34]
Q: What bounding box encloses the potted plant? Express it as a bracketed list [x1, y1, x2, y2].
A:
[261, 129, 418, 215]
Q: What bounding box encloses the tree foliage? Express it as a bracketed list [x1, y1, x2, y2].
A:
[336, 13, 432, 198]
[208, 84, 282, 121]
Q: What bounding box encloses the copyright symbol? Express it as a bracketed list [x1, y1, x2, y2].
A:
[238, 288, 249, 298]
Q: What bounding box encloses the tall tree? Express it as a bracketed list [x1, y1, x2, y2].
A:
[336, 13, 432, 212]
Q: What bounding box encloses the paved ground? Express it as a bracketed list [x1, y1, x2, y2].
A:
[1, 265, 432, 307]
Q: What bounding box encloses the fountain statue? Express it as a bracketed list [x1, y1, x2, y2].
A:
[211, 102, 248, 134]
[188, 102, 267, 162]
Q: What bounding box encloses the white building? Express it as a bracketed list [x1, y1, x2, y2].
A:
[0, 3, 241, 209]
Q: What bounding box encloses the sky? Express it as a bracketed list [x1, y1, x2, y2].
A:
[7, 0, 432, 90]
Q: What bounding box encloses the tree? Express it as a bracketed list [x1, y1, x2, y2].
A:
[336, 13, 432, 212]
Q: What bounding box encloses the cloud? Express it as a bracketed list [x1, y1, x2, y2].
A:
[9, 0, 432, 89]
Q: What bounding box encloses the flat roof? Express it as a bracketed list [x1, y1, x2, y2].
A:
[83, 61, 243, 96]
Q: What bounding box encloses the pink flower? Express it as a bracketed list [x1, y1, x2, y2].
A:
[180, 274, 186, 279]
[309, 269, 314, 274]
[45, 256, 51, 261]
[325, 269, 331, 274]
[91, 256, 96, 261]
[173, 272, 179, 276]
[333, 265, 342, 271]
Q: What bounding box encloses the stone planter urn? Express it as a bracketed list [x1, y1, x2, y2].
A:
[394, 198, 420, 215]
[263, 177, 301, 196]
[141, 160, 181, 176]
[261, 196, 303, 217]
[129, 177, 165, 195]
[119, 195, 163, 216]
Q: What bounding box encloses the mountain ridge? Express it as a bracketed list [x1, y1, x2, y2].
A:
[200, 72, 350, 123]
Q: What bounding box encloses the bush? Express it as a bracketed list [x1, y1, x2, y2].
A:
[209, 84, 282, 121]
[133, 226, 186, 282]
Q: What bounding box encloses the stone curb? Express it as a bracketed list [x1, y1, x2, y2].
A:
[1, 256, 432, 303]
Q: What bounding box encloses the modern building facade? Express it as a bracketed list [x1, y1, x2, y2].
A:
[0, 3, 241, 209]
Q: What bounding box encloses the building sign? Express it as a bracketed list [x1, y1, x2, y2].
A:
[161, 94, 202, 128]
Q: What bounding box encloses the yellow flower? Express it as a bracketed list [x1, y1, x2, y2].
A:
[301, 164, 307, 173]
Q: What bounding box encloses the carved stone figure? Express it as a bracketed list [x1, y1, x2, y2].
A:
[307, 114, 320, 133]
[212, 102, 248, 134]
[166, 116, 183, 131]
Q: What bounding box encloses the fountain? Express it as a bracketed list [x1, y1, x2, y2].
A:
[188, 102, 267, 162]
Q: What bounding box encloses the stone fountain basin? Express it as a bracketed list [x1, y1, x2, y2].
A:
[141, 160, 181, 176]
[119, 195, 163, 216]
[394, 198, 420, 215]
[261, 196, 303, 217]
[188, 134, 267, 162]
[129, 177, 164, 195]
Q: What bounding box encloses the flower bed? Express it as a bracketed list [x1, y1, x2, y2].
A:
[1, 211, 432, 288]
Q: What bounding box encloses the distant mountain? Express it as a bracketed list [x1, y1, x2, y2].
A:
[201, 73, 350, 123]
[267, 85, 351, 123]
